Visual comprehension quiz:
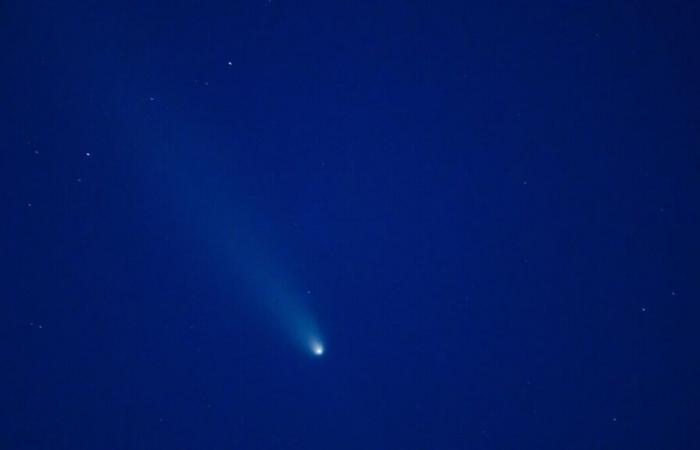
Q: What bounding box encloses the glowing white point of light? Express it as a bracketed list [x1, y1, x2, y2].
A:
[311, 341, 324, 356]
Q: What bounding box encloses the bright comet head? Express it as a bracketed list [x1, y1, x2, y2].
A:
[310, 340, 324, 356]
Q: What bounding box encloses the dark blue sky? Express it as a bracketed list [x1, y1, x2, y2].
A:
[2, 1, 699, 449]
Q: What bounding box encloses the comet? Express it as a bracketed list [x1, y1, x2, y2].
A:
[310, 339, 324, 356]
[142, 140, 324, 357]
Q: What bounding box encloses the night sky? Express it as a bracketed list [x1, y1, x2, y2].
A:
[2, 1, 700, 449]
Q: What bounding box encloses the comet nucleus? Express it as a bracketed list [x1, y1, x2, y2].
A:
[310, 340, 324, 356]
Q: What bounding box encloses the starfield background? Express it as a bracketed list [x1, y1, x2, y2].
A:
[1, 1, 699, 449]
